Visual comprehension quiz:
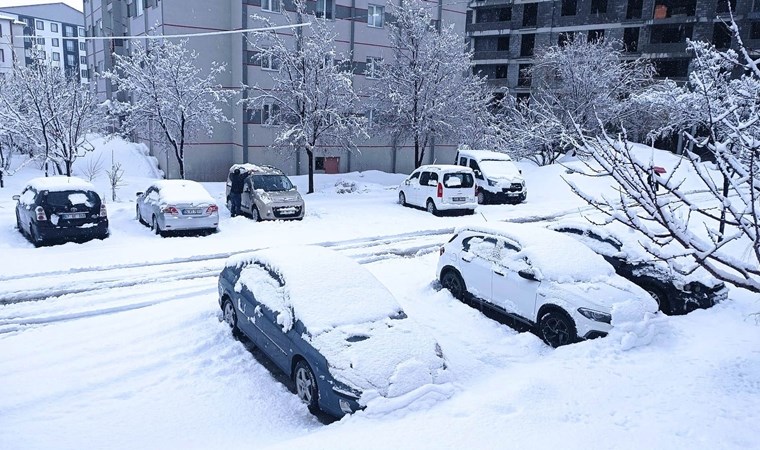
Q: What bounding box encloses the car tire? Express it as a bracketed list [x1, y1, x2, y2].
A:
[222, 298, 240, 336]
[441, 269, 466, 300]
[30, 224, 43, 248]
[15, 211, 23, 234]
[477, 190, 487, 205]
[293, 359, 319, 414]
[226, 196, 233, 213]
[426, 199, 439, 216]
[151, 216, 165, 237]
[539, 309, 577, 348]
[646, 287, 671, 315]
[399, 191, 407, 206]
[251, 207, 261, 222]
[136, 206, 144, 225]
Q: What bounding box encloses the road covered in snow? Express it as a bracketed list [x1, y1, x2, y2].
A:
[0, 139, 758, 449]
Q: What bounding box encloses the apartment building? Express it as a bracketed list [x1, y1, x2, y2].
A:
[0, 3, 89, 83]
[468, 0, 760, 98]
[0, 13, 27, 77]
[84, 0, 466, 181]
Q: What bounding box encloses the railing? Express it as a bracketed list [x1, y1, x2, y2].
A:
[473, 50, 512, 60]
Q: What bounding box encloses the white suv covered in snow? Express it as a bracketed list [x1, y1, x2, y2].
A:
[455, 148, 526, 204]
[436, 223, 657, 347]
[398, 165, 477, 215]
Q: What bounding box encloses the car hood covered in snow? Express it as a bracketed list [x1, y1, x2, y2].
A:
[538, 275, 657, 314]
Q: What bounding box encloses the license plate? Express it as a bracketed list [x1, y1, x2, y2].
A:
[452, 197, 466, 202]
[62, 213, 87, 219]
[183, 209, 202, 215]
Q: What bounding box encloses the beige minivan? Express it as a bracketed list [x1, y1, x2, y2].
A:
[225, 164, 305, 221]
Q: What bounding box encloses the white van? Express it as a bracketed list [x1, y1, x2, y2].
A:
[398, 165, 477, 216]
[454, 148, 526, 204]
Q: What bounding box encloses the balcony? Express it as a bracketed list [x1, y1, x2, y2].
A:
[473, 51, 512, 60]
[641, 42, 689, 55]
[466, 22, 511, 33]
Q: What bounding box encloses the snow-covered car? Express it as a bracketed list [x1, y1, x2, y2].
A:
[455, 147, 526, 204]
[225, 164, 304, 221]
[13, 176, 109, 247]
[218, 245, 450, 418]
[436, 223, 657, 347]
[135, 180, 219, 236]
[547, 221, 728, 315]
[398, 165, 477, 215]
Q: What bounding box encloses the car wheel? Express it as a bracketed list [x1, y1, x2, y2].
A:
[426, 199, 439, 216]
[30, 224, 43, 247]
[539, 310, 577, 348]
[399, 191, 407, 206]
[647, 288, 671, 315]
[441, 270, 466, 300]
[293, 359, 319, 414]
[136, 206, 144, 225]
[15, 211, 23, 234]
[151, 216, 165, 237]
[477, 190, 487, 205]
[226, 196, 233, 212]
[251, 207, 261, 222]
[222, 298, 240, 336]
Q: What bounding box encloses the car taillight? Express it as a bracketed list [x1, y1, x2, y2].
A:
[437, 183, 443, 198]
[100, 204, 107, 218]
[35, 206, 47, 221]
[439, 247, 445, 256]
[207, 205, 219, 214]
[162, 205, 179, 215]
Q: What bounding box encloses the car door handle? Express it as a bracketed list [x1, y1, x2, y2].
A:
[461, 255, 473, 262]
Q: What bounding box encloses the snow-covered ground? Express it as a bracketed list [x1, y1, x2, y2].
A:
[1, 139, 758, 449]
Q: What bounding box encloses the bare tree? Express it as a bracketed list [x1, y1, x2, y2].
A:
[370, 0, 496, 169]
[565, 25, 760, 293]
[501, 35, 661, 165]
[244, 1, 366, 194]
[106, 161, 125, 202]
[105, 39, 234, 179]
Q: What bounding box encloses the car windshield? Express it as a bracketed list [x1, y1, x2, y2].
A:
[443, 172, 474, 188]
[252, 174, 293, 192]
[479, 160, 518, 177]
[42, 190, 98, 208]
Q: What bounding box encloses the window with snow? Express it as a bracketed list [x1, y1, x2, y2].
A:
[365, 57, 381, 78]
[259, 50, 280, 71]
[368, 5, 384, 28]
[262, 103, 280, 125]
[316, 0, 334, 20]
[262, 0, 281, 13]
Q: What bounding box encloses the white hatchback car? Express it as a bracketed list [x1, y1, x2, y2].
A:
[398, 165, 477, 215]
[436, 223, 657, 347]
[136, 180, 219, 236]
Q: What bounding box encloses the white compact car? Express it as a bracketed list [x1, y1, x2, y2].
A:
[455, 147, 526, 204]
[436, 223, 657, 347]
[136, 180, 219, 236]
[398, 165, 477, 215]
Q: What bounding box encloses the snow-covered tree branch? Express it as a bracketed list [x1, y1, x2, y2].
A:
[105, 39, 235, 179]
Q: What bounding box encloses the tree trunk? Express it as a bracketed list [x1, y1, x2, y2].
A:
[307, 148, 315, 194]
[414, 136, 423, 169]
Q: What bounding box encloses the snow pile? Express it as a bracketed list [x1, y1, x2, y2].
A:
[334, 179, 360, 194]
[73, 134, 163, 180]
[609, 301, 662, 351]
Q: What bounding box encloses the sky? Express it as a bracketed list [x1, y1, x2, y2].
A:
[0, 0, 82, 12]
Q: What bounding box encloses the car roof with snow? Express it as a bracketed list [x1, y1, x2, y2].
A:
[150, 179, 215, 204]
[26, 176, 96, 192]
[456, 223, 615, 282]
[226, 245, 404, 334]
[414, 164, 474, 174]
[228, 163, 283, 176]
[456, 149, 513, 161]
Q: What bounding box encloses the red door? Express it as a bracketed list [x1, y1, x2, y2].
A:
[324, 157, 340, 174]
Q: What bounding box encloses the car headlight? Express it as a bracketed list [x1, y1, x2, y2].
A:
[684, 282, 703, 294]
[577, 307, 612, 324]
[331, 378, 361, 400]
[487, 179, 497, 187]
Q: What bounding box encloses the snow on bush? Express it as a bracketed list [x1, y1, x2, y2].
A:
[334, 179, 359, 194]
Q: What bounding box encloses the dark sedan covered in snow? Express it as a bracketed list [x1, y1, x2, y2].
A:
[218, 245, 451, 418]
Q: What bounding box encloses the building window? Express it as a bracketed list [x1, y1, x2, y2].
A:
[66, 40, 75, 51]
[626, 0, 643, 18]
[316, 0, 334, 20]
[80, 56, 87, 64]
[365, 57, 381, 78]
[558, 32, 574, 46]
[716, 0, 736, 14]
[561, 0, 577, 16]
[52, 38, 60, 47]
[713, 23, 732, 48]
[261, 0, 281, 12]
[51, 23, 58, 33]
[78, 26, 85, 36]
[80, 42, 86, 51]
[650, 24, 693, 44]
[654, 58, 690, 78]
[0, 49, 4, 63]
[64, 26, 74, 37]
[653, 0, 696, 18]
[520, 34, 535, 57]
[591, 0, 608, 14]
[368, 4, 384, 28]
[36, 20, 44, 30]
[81, 69, 89, 79]
[754, 0, 760, 11]
[522, 3, 537, 27]
[752, 22, 760, 39]
[518, 64, 532, 86]
[262, 103, 280, 125]
[588, 29, 605, 42]
[0, 24, 3, 37]
[67, 54, 76, 66]
[623, 27, 639, 52]
[53, 52, 60, 61]
[137, 0, 144, 16]
[36, 37, 45, 45]
[259, 50, 279, 70]
[475, 6, 511, 23]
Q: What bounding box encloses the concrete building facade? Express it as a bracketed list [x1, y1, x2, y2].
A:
[0, 3, 90, 83]
[84, 0, 467, 181]
[467, 0, 760, 98]
[0, 13, 27, 77]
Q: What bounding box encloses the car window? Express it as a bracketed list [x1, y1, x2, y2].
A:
[43, 190, 98, 208]
[419, 171, 431, 186]
[496, 240, 530, 271]
[147, 188, 160, 202]
[429, 172, 439, 183]
[556, 227, 622, 255]
[459, 157, 468, 166]
[444, 172, 474, 188]
[252, 174, 293, 192]
[19, 187, 36, 206]
[409, 171, 421, 181]
[463, 236, 499, 262]
[469, 160, 480, 172]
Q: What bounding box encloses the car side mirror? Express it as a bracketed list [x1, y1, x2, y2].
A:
[293, 186, 298, 191]
[474, 170, 483, 179]
[12, 195, 20, 201]
[136, 192, 144, 197]
[518, 269, 538, 281]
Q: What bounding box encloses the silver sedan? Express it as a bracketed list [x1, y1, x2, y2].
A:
[136, 180, 219, 236]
